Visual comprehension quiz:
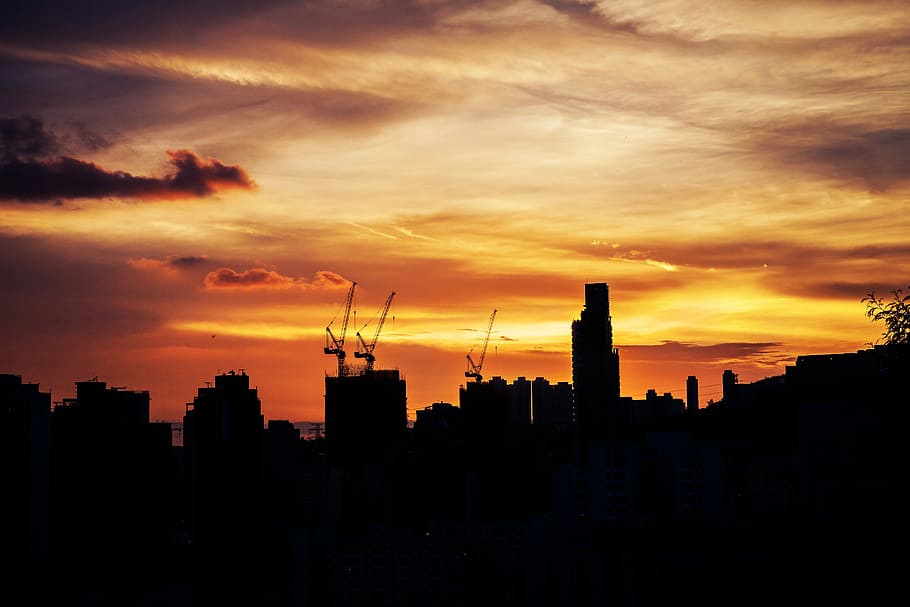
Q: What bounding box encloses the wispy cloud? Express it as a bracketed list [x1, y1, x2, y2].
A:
[349, 223, 399, 240]
[129, 254, 209, 273]
[394, 226, 438, 241]
[204, 268, 349, 290]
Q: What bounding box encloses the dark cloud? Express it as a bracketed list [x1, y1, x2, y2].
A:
[0, 59, 420, 147]
[752, 119, 910, 192]
[765, 279, 905, 301]
[129, 255, 210, 272]
[539, 0, 641, 33]
[0, 149, 254, 202]
[618, 340, 787, 367]
[0, 115, 111, 157]
[0, 115, 59, 160]
[165, 150, 254, 196]
[0, 0, 508, 50]
[168, 255, 209, 268]
[204, 268, 348, 290]
[0, 1, 293, 48]
[68, 121, 111, 153]
[800, 128, 910, 192]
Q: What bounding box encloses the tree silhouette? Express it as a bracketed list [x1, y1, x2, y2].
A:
[863, 285, 910, 345]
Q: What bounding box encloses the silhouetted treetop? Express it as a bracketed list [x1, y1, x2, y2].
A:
[863, 285, 910, 345]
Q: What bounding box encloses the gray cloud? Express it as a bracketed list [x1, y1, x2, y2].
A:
[167, 255, 209, 268]
[1, 148, 254, 203]
[0, 1, 293, 48]
[761, 123, 910, 192]
[0, 115, 59, 160]
[618, 340, 788, 367]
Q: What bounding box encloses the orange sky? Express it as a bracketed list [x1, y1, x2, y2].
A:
[2, 1, 908, 422]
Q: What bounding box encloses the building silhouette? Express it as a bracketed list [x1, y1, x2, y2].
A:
[1, 374, 50, 594]
[183, 369, 264, 598]
[507, 375, 532, 425]
[324, 367, 407, 463]
[571, 282, 622, 439]
[531, 376, 574, 429]
[3, 284, 906, 606]
[49, 379, 173, 591]
[686, 375, 698, 412]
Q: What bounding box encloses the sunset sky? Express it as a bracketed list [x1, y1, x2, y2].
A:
[2, 1, 908, 423]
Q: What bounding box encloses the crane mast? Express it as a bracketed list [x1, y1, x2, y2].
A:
[465, 308, 497, 382]
[324, 281, 356, 376]
[355, 291, 396, 372]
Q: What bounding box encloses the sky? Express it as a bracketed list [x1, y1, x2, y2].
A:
[2, 0, 908, 423]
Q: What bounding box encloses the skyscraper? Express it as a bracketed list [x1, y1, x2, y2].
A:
[571, 282, 622, 439]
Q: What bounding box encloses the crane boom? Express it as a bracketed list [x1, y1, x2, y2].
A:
[465, 308, 497, 381]
[355, 291, 395, 371]
[324, 281, 356, 376]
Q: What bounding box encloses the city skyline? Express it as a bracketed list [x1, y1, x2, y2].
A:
[3, 1, 909, 422]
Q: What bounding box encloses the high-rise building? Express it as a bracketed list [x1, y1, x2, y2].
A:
[183, 369, 263, 583]
[324, 368, 407, 462]
[1, 374, 50, 579]
[722, 369, 738, 404]
[532, 377, 574, 428]
[50, 378, 171, 585]
[571, 282, 622, 438]
[459, 377, 510, 444]
[509, 376, 532, 425]
[687, 375, 699, 412]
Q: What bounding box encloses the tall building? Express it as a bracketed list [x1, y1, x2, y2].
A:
[508, 376, 532, 425]
[183, 369, 263, 588]
[459, 377, 511, 444]
[532, 377, 574, 428]
[722, 369, 739, 404]
[1, 374, 50, 582]
[571, 282, 622, 438]
[686, 375, 699, 412]
[324, 368, 407, 462]
[50, 379, 171, 585]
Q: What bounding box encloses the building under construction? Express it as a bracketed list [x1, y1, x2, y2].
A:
[324, 367, 407, 462]
[322, 282, 406, 461]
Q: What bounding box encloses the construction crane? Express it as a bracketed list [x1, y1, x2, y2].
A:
[465, 308, 497, 382]
[324, 281, 356, 376]
[355, 291, 396, 372]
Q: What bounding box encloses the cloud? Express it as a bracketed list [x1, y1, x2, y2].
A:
[0, 149, 254, 202]
[539, 0, 643, 33]
[0, 0, 511, 52]
[204, 268, 349, 290]
[589, 244, 681, 272]
[129, 255, 209, 273]
[0, 115, 59, 160]
[747, 118, 910, 192]
[618, 340, 788, 368]
[349, 223, 399, 240]
[0, 1, 292, 49]
[168, 255, 209, 268]
[1, 115, 112, 159]
[582, 240, 910, 279]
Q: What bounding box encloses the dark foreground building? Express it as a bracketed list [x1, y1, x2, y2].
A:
[324, 367, 407, 462]
[572, 282, 622, 439]
[1, 374, 50, 595]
